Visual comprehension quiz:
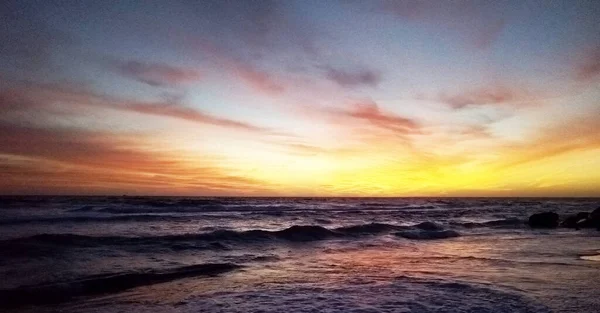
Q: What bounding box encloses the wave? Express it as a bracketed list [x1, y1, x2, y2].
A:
[0, 222, 466, 255]
[394, 229, 461, 240]
[188, 275, 551, 313]
[0, 214, 211, 226]
[453, 218, 524, 228]
[336, 222, 401, 234]
[413, 221, 445, 231]
[97, 206, 225, 214]
[0, 263, 241, 309]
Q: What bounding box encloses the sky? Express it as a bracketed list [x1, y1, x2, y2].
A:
[1, 0, 599, 196]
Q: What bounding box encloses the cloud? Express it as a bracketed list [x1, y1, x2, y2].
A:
[575, 46, 600, 81]
[187, 40, 287, 96]
[0, 81, 278, 134]
[112, 60, 201, 87]
[182, 0, 316, 53]
[324, 67, 381, 88]
[123, 101, 272, 133]
[378, 0, 508, 50]
[347, 101, 419, 133]
[0, 121, 275, 195]
[0, 122, 159, 170]
[328, 100, 420, 136]
[497, 110, 600, 170]
[438, 85, 530, 109]
[229, 61, 285, 95]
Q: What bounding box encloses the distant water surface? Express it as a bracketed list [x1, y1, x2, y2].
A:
[0, 197, 599, 312]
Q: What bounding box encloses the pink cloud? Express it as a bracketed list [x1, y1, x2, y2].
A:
[187, 39, 286, 96]
[323, 100, 420, 137]
[229, 61, 285, 95]
[347, 101, 419, 133]
[438, 85, 530, 109]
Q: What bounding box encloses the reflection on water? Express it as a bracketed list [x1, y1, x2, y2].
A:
[66, 233, 599, 313]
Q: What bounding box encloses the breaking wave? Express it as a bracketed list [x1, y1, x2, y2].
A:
[0, 222, 468, 257]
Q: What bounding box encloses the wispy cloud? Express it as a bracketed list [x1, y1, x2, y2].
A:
[496, 109, 600, 170]
[575, 46, 600, 81]
[123, 101, 272, 133]
[323, 100, 420, 137]
[0, 81, 278, 134]
[111, 60, 201, 87]
[0, 122, 275, 195]
[437, 85, 531, 109]
[323, 66, 381, 88]
[229, 61, 285, 95]
[378, 0, 508, 50]
[345, 101, 419, 134]
[187, 40, 287, 96]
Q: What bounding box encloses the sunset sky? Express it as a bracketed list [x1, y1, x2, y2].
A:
[1, 0, 599, 196]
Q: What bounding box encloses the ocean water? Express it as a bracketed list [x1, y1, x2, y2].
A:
[0, 197, 599, 312]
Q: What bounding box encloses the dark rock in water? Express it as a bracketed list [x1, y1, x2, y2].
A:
[591, 207, 600, 219]
[576, 207, 600, 230]
[528, 212, 559, 228]
[561, 212, 589, 228]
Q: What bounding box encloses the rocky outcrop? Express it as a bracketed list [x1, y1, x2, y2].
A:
[528, 212, 559, 228]
[561, 212, 590, 228]
[576, 207, 600, 230]
[591, 207, 600, 219]
[533, 207, 600, 230]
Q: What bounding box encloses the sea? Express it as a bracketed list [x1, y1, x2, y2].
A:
[0, 196, 599, 312]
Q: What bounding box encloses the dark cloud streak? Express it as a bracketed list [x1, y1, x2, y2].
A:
[111, 60, 201, 87]
[0, 81, 278, 135]
[324, 67, 381, 88]
[438, 85, 528, 109]
[575, 46, 600, 81]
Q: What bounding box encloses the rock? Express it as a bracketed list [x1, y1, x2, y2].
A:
[590, 207, 600, 219]
[576, 207, 600, 230]
[561, 212, 589, 228]
[528, 212, 559, 228]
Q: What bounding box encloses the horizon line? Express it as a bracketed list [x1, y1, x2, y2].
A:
[1, 194, 599, 199]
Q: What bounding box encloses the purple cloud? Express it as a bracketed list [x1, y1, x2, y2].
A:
[324, 67, 382, 88]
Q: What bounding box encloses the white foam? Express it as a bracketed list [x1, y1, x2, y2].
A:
[580, 254, 600, 262]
